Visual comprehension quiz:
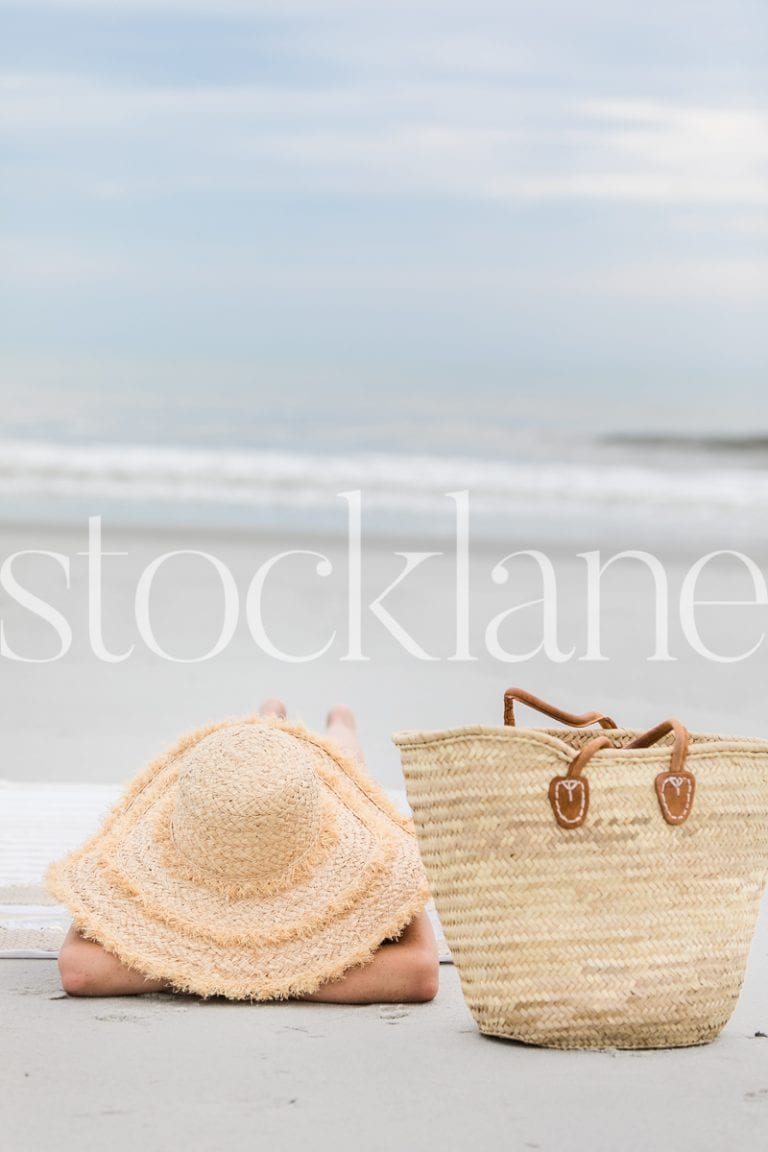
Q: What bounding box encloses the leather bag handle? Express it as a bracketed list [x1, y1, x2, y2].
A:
[549, 717, 693, 830]
[504, 687, 618, 731]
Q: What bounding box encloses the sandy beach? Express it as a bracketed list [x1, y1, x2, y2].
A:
[3, 518, 768, 1150]
[3, 519, 767, 787]
[2, 913, 767, 1152]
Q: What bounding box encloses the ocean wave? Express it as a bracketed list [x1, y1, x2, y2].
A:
[0, 439, 766, 519]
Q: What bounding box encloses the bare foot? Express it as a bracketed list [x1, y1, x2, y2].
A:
[259, 697, 287, 719]
[326, 704, 356, 730]
[325, 704, 365, 765]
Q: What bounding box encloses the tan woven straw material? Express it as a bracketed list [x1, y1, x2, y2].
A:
[394, 691, 768, 1050]
[46, 716, 429, 1000]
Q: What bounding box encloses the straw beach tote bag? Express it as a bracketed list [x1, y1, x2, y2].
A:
[394, 689, 768, 1049]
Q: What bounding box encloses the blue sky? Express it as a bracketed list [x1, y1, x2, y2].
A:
[1, 0, 767, 436]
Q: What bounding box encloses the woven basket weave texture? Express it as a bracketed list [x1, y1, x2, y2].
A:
[395, 724, 768, 1049]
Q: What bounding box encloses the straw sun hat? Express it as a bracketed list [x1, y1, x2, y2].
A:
[46, 715, 430, 1000]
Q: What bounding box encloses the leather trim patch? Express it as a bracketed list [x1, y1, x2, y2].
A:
[655, 770, 695, 826]
[549, 776, 589, 829]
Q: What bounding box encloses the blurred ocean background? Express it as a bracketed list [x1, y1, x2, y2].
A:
[2, 380, 768, 546]
[1, 1, 766, 548]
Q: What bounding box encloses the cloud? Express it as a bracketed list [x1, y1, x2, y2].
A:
[2, 70, 767, 207]
[574, 258, 768, 302]
[571, 100, 768, 204]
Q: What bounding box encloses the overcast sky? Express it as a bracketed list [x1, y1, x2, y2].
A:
[1, 0, 767, 433]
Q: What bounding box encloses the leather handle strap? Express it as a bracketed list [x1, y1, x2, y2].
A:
[504, 687, 617, 731]
[549, 717, 693, 829]
[626, 719, 690, 773]
[567, 719, 690, 776]
[562, 735, 615, 779]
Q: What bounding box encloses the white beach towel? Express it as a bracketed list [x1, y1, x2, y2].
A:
[0, 781, 452, 963]
[0, 781, 122, 956]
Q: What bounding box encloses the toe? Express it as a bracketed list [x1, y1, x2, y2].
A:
[326, 704, 356, 729]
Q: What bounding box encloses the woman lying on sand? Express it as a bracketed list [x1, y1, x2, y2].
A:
[47, 699, 438, 1003]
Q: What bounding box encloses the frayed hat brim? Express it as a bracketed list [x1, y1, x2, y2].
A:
[46, 717, 430, 999]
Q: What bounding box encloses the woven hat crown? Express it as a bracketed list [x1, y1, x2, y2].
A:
[170, 724, 323, 884]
